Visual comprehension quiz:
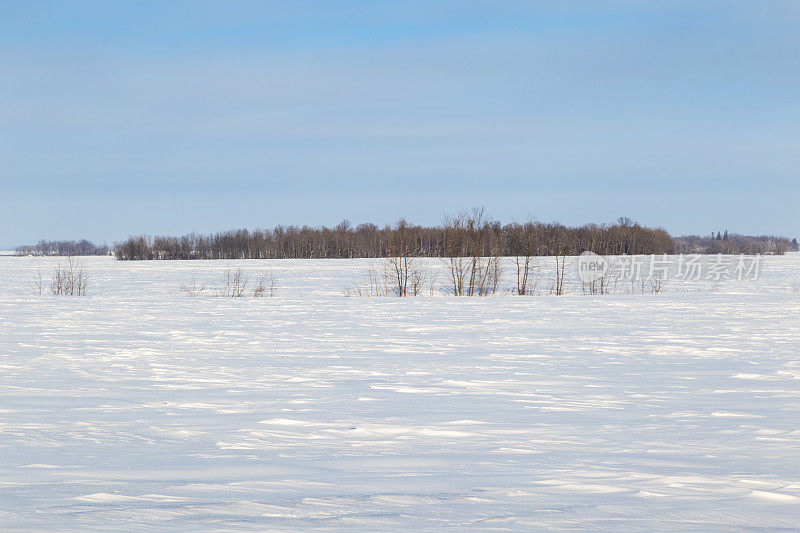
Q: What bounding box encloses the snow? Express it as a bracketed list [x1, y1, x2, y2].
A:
[1, 255, 800, 530]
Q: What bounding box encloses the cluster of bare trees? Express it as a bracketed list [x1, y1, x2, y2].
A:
[344, 266, 391, 297]
[675, 232, 796, 255]
[579, 266, 616, 296]
[113, 213, 676, 261]
[180, 269, 277, 297]
[344, 263, 438, 298]
[32, 258, 89, 296]
[344, 219, 436, 297]
[583, 273, 666, 296]
[385, 219, 437, 296]
[17, 240, 109, 257]
[441, 209, 503, 296]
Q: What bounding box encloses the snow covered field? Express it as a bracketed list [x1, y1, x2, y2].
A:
[2, 255, 800, 531]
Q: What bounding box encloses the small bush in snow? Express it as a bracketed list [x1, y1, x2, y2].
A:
[182, 269, 277, 297]
[50, 258, 88, 296]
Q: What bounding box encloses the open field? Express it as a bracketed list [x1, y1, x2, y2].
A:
[2, 255, 800, 530]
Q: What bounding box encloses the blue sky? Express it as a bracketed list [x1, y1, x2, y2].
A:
[1, 1, 798, 247]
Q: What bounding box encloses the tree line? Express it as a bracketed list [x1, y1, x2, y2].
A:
[15, 239, 110, 257]
[114, 213, 675, 260]
[674, 232, 797, 255]
[16, 213, 794, 260]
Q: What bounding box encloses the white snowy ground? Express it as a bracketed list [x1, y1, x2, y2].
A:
[1, 255, 800, 531]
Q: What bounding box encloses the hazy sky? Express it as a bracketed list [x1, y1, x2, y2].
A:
[2, 1, 799, 247]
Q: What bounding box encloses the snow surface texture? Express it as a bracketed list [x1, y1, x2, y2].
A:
[1, 255, 800, 531]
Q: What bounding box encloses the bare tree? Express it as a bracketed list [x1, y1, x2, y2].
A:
[426, 270, 439, 296]
[218, 268, 249, 297]
[581, 262, 616, 296]
[514, 220, 541, 295]
[647, 272, 667, 294]
[50, 257, 88, 296]
[344, 265, 389, 297]
[51, 263, 63, 295]
[469, 208, 502, 296]
[442, 212, 469, 296]
[550, 227, 572, 296]
[515, 255, 541, 295]
[387, 219, 412, 297]
[253, 273, 277, 297]
[182, 269, 275, 297]
[267, 275, 278, 297]
[465, 208, 487, 296]
[442, 208, 502, 296]
[408, 267, 427, 297]
[32, 267, 44, 295]
[180, 273, 206, 296]
[385, 219, 430, 296]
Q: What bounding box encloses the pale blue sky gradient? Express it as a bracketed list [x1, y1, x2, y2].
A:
[2, 1, 799, 247]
